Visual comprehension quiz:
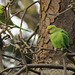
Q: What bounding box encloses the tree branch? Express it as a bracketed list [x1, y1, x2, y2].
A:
[0, 64, 75, 74]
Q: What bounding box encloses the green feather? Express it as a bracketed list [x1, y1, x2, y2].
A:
[47, 25, 69, 48]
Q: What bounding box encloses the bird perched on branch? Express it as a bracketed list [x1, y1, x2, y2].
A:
[46, 25, 75, 65]
[0, 5, 30, 32]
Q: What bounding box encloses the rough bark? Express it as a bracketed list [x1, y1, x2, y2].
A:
[53, 0, 75, 51]
[37, 0, 75, 64]
[37, 0, 60, 63]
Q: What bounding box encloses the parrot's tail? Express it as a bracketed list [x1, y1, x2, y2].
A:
[67, 56, 75, 65]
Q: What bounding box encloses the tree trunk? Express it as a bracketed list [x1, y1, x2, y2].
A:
[37, 0, 75, 64]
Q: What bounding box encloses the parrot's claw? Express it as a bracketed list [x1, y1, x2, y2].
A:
[54, 48, 57, 51]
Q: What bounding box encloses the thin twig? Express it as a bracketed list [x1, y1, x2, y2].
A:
[10, 1, 40, 19]
[7, 4, 10, 26]
[5, 7, 8, 26]
[0, 65, 23, 74]
[7, 29, 17, 43]
[67, 53, 75, 56]
[26, 25, 39, 42]
[29, 68, 41, 75]
[20, 50, 28, 75]
[25, 46, 62, 54]
[22, 39, 34, 53]
[63, 53, 67, 75]
[13, 66, 41, 75]
[2, 54, 22, 62]
[19, 1, 39, 38]
[7, 69, 12, 75]
[1, 0, 15, 10]
[14, 65, 26, 75]
[48, 3, 73, 16]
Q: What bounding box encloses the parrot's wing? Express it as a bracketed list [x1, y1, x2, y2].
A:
[62, 31, 70, 48]
[62, 30, 68, 35]
[58, 28, 68, 35]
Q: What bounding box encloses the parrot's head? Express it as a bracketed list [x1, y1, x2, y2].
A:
[46, 25, 57, 34]
[0, 5, 5, 15]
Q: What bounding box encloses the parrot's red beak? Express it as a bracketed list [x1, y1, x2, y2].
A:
[3, 11, 5, 15]
[46, 30, 49, 34]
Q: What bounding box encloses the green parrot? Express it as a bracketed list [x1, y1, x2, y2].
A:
[46, 25, 75, 64]
[0, 5, 30, 32]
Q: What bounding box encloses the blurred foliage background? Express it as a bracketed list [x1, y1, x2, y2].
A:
[1, 0, 39, 30]
[11, 0, 39, 30]
[0, 0, 39, 68]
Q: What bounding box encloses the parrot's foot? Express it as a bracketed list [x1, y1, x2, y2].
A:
[54, 48, 57, 51]
[61, 48, 64, 51]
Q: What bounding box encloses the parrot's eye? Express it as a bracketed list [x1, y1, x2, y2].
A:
[50, 27, 54, 30]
